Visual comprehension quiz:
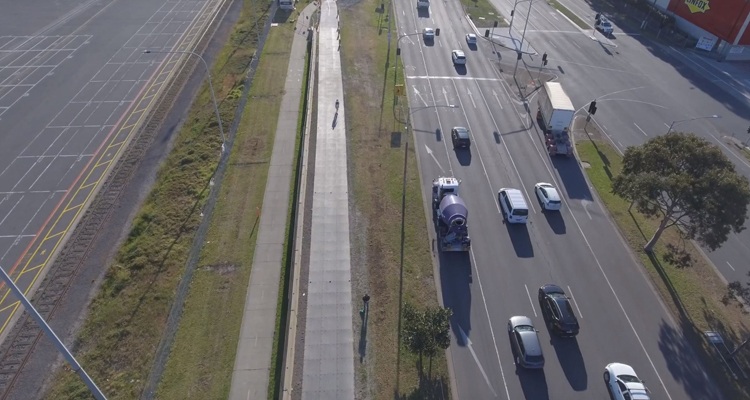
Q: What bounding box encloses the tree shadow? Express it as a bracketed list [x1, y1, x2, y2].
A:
[394, 374, 449, 399]
[438, 251, 472, 345]
[549, 335, 587, 391]
[657, 319, 734, 400]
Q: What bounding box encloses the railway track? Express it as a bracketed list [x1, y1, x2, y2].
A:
[0, 5, 227, 396]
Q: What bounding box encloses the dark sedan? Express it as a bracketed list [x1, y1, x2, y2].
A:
[538, 284, 580, 337]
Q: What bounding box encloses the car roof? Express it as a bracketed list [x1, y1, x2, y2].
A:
[536, 183, 561, 201]
[453, 49, 465, 56]
[608, 362, 637, 377]
[509, 315, 533, 327]
[518, 331, 543, 356]
[453, 127, 469, 138]
[467, 33, 476, 37]
[499, 188, 527, 206]
[424, 27, 434, 32]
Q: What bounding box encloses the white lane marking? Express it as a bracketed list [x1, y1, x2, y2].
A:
[525, 284, 537, 317]
[457, 325, 497, 398]
[727, 262, 736, 271]
[442, 87, 450, 109]
[470, 249, 510, 399]
[424, 144, 445, 173]
[492, 90, 503, 110]
[466, 88, 476, 108]
[707, 131, 750, 170]
[567, 285, 583, 319]
[449, 80, 502, 214]
[474, 80, 537, 214]
[413, 86, 429, 107]
[581, 200, 593, 219]
[633, 122, 647, 136]
[571, 40, 580, 49]
[664, 122, 670, 128]
[407, 75, 503, 81]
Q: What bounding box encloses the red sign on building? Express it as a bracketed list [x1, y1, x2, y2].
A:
[668, 0, 750, 45]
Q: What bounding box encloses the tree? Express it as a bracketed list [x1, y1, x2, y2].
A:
[402, 303, 452, 378]
[612, 132, 750, 253]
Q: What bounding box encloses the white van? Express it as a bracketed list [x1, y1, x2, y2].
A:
[498, 188, 529, 224]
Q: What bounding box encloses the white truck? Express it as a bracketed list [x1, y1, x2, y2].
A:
[537, 82, 575, 157]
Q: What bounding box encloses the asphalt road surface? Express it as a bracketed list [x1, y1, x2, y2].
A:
[507, 0, 750, 290]
[393, 0, 727, 399]
[0, 0, 227, 345]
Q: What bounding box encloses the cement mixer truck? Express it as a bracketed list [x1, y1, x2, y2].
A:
[432, 177, 471, 252]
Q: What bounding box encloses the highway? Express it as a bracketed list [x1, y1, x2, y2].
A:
[0, 0, 226, 347]
[393, 0, 727, 398]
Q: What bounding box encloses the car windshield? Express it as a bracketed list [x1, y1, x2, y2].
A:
[618, 375, 641, 383]
[515, 325, 534, 332]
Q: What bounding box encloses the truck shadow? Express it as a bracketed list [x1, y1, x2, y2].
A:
[438, 251, 473, 345]
[551, 157, 592, 201]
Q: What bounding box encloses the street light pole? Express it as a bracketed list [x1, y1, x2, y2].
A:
[666, 114, 721, 134]
[142, 49, 226, 154]
[0, 266, 107, 399]
[512, 0, 534, 79]
[395, 32, 430, 90]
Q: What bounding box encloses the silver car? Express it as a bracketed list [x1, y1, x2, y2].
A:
[507, 316, 544, 369]
[604, 363, 651, 400]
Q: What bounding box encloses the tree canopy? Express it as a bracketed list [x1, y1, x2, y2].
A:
[402, 303, 452, 376]
[612, 132, 750, 253]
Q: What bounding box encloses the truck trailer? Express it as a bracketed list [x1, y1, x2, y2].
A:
[432, 177, 471, 252]
[537, 82, 575, 157]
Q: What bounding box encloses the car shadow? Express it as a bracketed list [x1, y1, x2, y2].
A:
[435, 128, 442, 142]
[455, 147, 471, 165]
[542, 209, 566, 235]
[454, 64, 467, 75]
[417, 7, 429, 18]
[503, 221, 534, 258]
[549, 335, 587, 391]
[424, 39, 434, 47]
[550, 157, 592, 201]
[467, 42, 477, 51]
[438, 250, 473, 346]
[517, 366, 550, 400]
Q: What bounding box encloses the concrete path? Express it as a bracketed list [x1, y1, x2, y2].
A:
[228, 5, 317, 400]
[300, 0, 355, 399]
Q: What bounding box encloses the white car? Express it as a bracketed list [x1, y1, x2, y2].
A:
[596, 17, 614, 35]
[604, 363, 651, 400]
[534, 182, 562, 211]
[465, 33, 477, 45]
[451, 49, 466, 65]
[423, 27, 435, 40]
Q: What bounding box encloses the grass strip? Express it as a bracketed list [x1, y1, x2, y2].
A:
[461, 0, 507, 28]
[341, 3, 450, 398]
[576, 138, 750, 400]
[154, 8, 303, 400]
[44, 2, 274, 399]
[547, 0, 590, 30]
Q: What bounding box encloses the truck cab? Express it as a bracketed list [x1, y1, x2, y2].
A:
[432, 177, 460, 205]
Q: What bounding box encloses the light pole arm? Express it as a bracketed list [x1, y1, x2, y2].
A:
[143, 49, 226, 153]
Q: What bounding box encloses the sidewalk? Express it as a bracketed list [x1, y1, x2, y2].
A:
[299, 0, 356, 398]
[228, 4, 317, 400]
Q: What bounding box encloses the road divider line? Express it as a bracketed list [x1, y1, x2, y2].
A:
[727, 262, 736, 271]
[524, 284, 537, 317]
[469, 249, 510, 400]
[567, 285, 583, 319]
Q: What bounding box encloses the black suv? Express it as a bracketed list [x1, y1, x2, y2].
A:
[538, 284, 580, 337]
[451, 127, 471, 148]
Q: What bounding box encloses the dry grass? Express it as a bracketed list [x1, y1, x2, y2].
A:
[154, 8, 301, 400]
[43, 1, 275, 399]
[340, 2, 450, 399]
[576, 136, 750, 400]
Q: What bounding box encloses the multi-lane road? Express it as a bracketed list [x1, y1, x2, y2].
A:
[393, 0, 744, 398]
